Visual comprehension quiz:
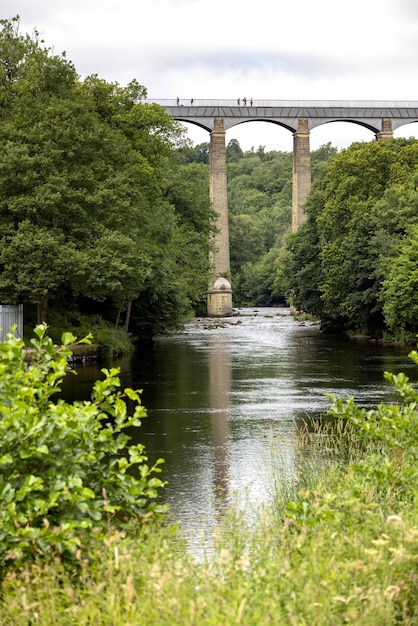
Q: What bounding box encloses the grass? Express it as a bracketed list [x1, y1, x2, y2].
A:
[2, 499, 417, 624]
[2, 404, 418, 625]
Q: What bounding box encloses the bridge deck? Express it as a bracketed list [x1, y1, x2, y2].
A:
[148, 100, 418, 133]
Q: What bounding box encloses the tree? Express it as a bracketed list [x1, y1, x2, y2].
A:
[284, 138, 418, 335]
[225, 143, 340, 307]
[281, 219, 323, 317]
[183, 142, 210, 164]
[0, 18, 214, 337]
[0, 222, 78, 323]
[0, 325, 166, 579]
[226, 138, 244, 163]
[382, 224, 418, 336]
[310, 142, 338, 179]
[0, 21, 138, 321]
[129, 155, 213, 335]
[76, 230, 153, 331]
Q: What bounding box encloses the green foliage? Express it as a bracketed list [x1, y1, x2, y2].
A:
[2, 353, 418, 622]
[0, 324, 166, 580]
[0, 221, 78, 321]
[281, 218, 323, 316]
[40, 310, 135, 359]
[227, 148, 291, 303]
[180, 141, 210, 164]
[310, 141, 338, 179]
[227, 142, 336, 306]
[325, 348, 418, 508]
[226, 137, 244, 163]
[382, 224, 418, 338]
[0, 18, 211, 340]
[285, 138, 418, 336]
[93, 327, 135, 360]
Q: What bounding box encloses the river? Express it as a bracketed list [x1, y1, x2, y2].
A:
[62, 307, 417, 549]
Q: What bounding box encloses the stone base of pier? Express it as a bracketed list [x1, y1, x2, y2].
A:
[207, 277, 233, 317]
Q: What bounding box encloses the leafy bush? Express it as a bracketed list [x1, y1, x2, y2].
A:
[2, 328, 418, 623]
[94, 326, 135, 359]
[43, 310, 135, 358]
[0, 325, 166, 580]
[325, 349, 418, 511]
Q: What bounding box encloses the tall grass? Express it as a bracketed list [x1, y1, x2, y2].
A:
[2, 385, 418, 624]
[2, 499, 417, 625]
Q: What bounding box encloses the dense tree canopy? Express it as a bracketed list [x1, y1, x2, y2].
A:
[224, 142, 337, 305]
[0, 17, 212, 341]
[3, 17, 416, 342]
[284, 138, 418, 339]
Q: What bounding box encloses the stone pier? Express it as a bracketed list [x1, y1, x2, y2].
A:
[376, 117, 394, 140]
[207, 117, 233, 316]
[292, 118, 311, 231]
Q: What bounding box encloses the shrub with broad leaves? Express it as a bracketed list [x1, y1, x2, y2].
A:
[0, 324, 166, 580]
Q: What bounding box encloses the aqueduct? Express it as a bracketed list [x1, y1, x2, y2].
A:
[152, 100, 418, 316]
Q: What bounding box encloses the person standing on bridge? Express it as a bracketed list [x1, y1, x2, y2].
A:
[243, 97, 247, 105]
[176, 96, 179, 105]
[191, 98, 194, 105]
[237, 97, 240, 105]
[250, 98, 253, 106]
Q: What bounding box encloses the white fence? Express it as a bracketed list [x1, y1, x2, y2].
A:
[0, 304, 23, 342]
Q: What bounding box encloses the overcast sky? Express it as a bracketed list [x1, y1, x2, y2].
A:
[3, 0, 418, 151]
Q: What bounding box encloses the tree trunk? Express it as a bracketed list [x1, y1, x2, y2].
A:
[115, 307, 122, 330]
[36, 294, 48, 324]
[124, 301, 132, 333]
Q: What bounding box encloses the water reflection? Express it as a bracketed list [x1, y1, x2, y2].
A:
[208, 335, 230, 508]
[61, 307, 417, 549]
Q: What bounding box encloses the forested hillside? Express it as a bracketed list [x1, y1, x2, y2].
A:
[184, 139, 337, 306]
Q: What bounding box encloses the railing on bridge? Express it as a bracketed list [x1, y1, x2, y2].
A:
[147, 99, 418, 108]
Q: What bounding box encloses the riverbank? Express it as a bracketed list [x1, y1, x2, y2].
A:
[67, 343, 100, 364]
[24, 342, 100, 364]
[2, 381, 418, 624]
[58, 306, 417, 555]
[2, 315, 418, 623]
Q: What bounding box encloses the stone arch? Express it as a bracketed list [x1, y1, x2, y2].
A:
[309, 119, 377, 150]
[173, 118, 212, 133]
[392, 119, 418, 133]
[224, 118, 297, 134]
[224, 119, 295, 153]
[309, 118, 379, 134]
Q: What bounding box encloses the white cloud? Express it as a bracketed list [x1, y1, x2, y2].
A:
[2, 0, 418, 149]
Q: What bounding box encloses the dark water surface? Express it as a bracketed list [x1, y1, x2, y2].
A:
[62, 307, 417, 547]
